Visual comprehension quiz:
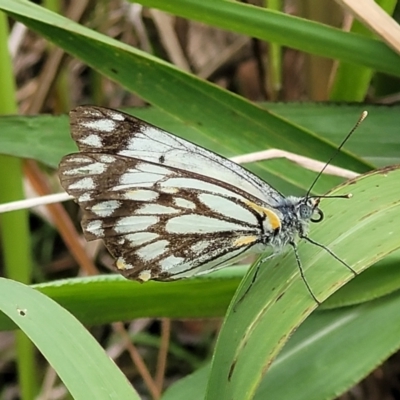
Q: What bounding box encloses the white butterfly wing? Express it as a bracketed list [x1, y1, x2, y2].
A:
[68, 106, 284, 207]
[59, 106, 283, 280]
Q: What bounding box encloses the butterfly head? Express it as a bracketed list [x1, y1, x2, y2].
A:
[294, 193, 351, 234]
[298, 197, 324, 223]
[274, 196, 323, 244]
[301, 192, 352, 225]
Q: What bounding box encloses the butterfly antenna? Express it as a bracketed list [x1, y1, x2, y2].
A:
[306, 111, 368, 199]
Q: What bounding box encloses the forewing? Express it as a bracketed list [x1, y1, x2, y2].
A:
[68, 106, 284, 206]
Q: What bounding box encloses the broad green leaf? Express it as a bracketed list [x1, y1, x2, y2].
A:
[0, 268, 243, 331]
[255, 291, 400, 399]
[0, 278, 139, 399]
[163, 290, 400, 400]
[1, 258, 399, 334]
[206, 166, 400, 400]
[263, 103, 400, 167]
[0, 113, 67, 168]
[0, 258, 398, 333]
[322, 252, 400, 308]
[162, 365, 209, 400]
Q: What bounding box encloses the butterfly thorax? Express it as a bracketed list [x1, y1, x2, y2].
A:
[267, 196, 320, 251]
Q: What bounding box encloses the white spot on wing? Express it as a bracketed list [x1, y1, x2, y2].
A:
[173, 197, 196, 210]
[191, 241, 209, 253]
[124, 190, 159, 201]
[79, 134, 102, 147]
[172, 247, 246, 278]
[195, 248, 245, 275]
[160, 178, 243, 200]
[125, 232, 159, 247]
[115, 216, 159, 234]
[82, 108, 102, 117]
[137, 162, 171, 175]
[67, 156, 91, 163]
[91, 200, 121, 217]
[136, 204, 178, 215]
[69, 177, 95, 190]
[137, 240, 169, 262]
[81, 119, 116, 133]
[86, 220, 104, 237]
[199, 193, 256, 225]
[120, 137, 172, 156]
[63, 162, 106, 176]
[78, 193, 92, 202]
[138, 270, 152, 281]
[116, 257, 134, 270]
[160, 187, 179, 194]
[159, 255, 185, 271]
[122, 126, 177, 155]
[166, 215, 250, 234]
[99, 155, 116, 163]
[118, 172, 161, 187]
[109, 111, 125, 121]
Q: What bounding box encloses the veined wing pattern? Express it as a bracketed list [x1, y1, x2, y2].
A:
[58, 106, 283, 281]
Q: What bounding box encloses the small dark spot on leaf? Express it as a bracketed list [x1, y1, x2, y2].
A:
[111, 68, 118, 74]
[159, 155, 165, 163]
[275, 292, 284, 302]
[17, 308, 27, 316]
[228, 359, 237, 381]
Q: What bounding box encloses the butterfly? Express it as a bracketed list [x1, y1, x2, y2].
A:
[58, 106, 357, 301]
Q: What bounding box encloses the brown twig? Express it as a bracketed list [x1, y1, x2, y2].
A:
[113, 322, 161, 400]
[155, 319, 171, 393]
[24, 160, 99, 276]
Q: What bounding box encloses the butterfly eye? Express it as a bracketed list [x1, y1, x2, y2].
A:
[298, 203, 312, 220]
[311, 208, 324, 223]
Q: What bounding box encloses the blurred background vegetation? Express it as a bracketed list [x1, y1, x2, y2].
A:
[0, 1, 400, 399]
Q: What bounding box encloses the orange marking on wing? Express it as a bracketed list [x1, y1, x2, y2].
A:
[233, 235, 258, 247]
[245, 201, 281, 230]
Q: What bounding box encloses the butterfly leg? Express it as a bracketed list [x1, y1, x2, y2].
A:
[234, 253, 276, 309]
[301, 235, 357, 276]
[290, 241, 321, 305]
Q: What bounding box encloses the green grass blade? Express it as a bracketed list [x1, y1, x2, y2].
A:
[132, 0, 400, 77]
[206, 166, 400, 400]
[0, 278, 140, 399]
[255, 291, 400, 399]
[321, 252, 400, 308]
[329, 0, 397, 101]
[0, 269, 243, 331]
[263, 103, 400, 167]
[162, 290, 400, 400]
[0, 10, 36, 400]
